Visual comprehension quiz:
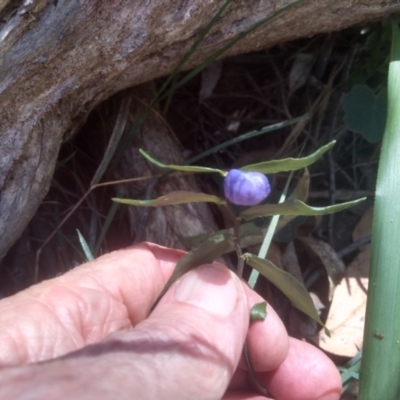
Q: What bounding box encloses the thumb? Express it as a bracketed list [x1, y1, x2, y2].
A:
[138, 263, 250, 400]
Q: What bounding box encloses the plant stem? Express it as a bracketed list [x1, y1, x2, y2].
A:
[358, 20, 400, 400]
[248, 172, 293, 289]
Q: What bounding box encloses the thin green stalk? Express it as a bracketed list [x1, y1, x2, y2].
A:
[248, 172, 293, 289]
[358, 20, 400, 400]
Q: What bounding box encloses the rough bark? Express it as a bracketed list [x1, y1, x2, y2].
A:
[0, 0, 399, 260]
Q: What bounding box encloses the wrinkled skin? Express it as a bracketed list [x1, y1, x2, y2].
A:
[0, 243, 341, 399]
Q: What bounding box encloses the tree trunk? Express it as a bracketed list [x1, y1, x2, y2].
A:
[0, 0, 398, 260]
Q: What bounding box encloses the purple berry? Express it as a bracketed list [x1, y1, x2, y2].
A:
[224, 169, 271, 206]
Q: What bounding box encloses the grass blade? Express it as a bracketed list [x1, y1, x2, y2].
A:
[186, 114, 309, 165]
[168, 0, 307, 94]
[76, 229, 94, 261]
[94, 202, 119, 256]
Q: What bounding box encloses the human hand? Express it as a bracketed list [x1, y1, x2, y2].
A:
[0, 243, 341, 399]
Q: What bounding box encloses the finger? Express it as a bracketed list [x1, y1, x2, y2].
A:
[240, 284, 289, 372]
[135, 263, 250, 398]
[0, 243, 183, 366]
[56, 242, 186, 324]
[262, 337, 341, 400]
[0, 263, 251, 400]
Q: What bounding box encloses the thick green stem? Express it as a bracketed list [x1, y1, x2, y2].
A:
[358, 20, 400, 400]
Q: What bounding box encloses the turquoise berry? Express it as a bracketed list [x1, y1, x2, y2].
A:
[224, 169, 271, 206]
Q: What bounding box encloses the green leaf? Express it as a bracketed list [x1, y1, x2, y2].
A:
[244, 253, 327, 330]
[340, 351, 362, 392]
[112, 191, 225, 207]
[150, 233, 235, 312]
[342, 84, 387, 143]
[76, 229, 94, 261]
[240, 198, 366, 221]
[139, 149, 225, 176]
[241, 141, 335, 173]
[250, 302, 267, 321]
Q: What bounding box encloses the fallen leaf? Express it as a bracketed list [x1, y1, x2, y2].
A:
[312, 207, 372, 357]
[297, 236, 345, 301]
[283, 241, 321, 338]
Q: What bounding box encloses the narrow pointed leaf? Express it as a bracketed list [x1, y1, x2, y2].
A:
[112, 191, 225, 207]
[250, 302, 267, 321]
[76, 229, 94, 261]
[241, 141, 335, 173]
[139, 149, 225, 175]
[244, 253, 327, 330]
[151, 233, 235, 312]
[240, 198, 366, 220]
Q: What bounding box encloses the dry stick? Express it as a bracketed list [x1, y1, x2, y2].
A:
[337, 235, 371, 258]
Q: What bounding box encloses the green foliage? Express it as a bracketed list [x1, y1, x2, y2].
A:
[244, 253, 329, 334]
[138, 140, 332, 177]
[239, 197, 366, 220]
[151, 233, 235, 311]
[76, 229, 94, 261]
[250, 302, 267, 321]
[139, 149, 226, 176]
[113, 191, 225, 207]
[359, 20, 400, 400]
[241, 141, 335, 173]
[342, 84, 387, 143]
[116, 140, 365, 329]
[339, 351, 362, 393]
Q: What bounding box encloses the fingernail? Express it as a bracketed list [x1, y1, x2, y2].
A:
[175, 264, 238, 316]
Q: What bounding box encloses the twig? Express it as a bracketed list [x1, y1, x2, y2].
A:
[243, 341, 270, 397]
[337, 235, 371, 258]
